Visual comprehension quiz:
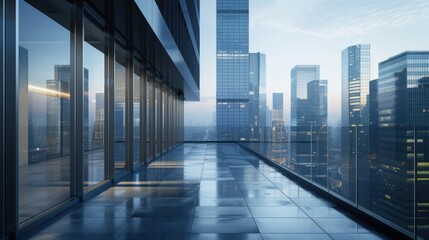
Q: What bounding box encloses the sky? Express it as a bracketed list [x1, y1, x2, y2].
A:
[185, 0, 429, 126]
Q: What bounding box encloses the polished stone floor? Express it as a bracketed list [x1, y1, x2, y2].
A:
[24, 143, 390, 240]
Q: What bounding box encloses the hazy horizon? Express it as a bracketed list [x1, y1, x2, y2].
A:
[185, 0, 429, 126]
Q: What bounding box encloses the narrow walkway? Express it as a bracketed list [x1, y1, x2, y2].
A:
[26, 143, 389, 240]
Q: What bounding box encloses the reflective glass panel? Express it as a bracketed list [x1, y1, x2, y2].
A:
[18, 0, 72, 222]
[83, 11, 106, 189]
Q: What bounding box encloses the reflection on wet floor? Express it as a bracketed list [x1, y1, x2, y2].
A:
[25, 143, 389, 240]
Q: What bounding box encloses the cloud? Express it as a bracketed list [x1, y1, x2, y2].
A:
[250, 0, 429, 38]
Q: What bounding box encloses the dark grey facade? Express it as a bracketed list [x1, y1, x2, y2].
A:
[216, 0, 250, 141]
[374, 51, 429, 236]
[0, 0, 199, 238]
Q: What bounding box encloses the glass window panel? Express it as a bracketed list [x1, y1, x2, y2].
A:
[114, 40, 127, 173]
[83, 10, 106, 189]
[133, 60, 141, 165]
[18, 0, 72, 222]
[154, 84, 159, 156]
[146, 78, 152, 160]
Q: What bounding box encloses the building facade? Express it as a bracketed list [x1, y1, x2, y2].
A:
[307, 80, 328, 186]
[290, 65, 320, 178]
[374, 51, 429, 235]
[249, 52, 267, 141]
[216, 0, 250, 141]
[0, 0, 199, 238]
[340, 44, 370, 201]
[271, 93, 286, 164]
[272, 93, 285, 142]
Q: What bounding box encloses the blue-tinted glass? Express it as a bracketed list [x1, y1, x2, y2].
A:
[18, 0, 72, 222]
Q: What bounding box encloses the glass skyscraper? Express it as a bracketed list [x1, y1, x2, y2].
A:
[307, 80, 328, 185]
[373, 51, 429, 236]
[249, 52, 267, 141]
[340, 44, 370, 201]
[290, 65, 320, 179]
[272, 93, 285, 142]
[216, 0, 250, 141]
[271, 92, 286, 164]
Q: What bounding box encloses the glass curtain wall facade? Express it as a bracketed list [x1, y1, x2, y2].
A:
[290, 65, 321, 179]
[249, 52, 267, 141]
[1, 0, 198, 238]
[372, 52, 429, 237]
[271, 93, 286, 164]
[307, 80, 328, 186]
[340, 44, 370, 202]
[216, 0, 250, 141]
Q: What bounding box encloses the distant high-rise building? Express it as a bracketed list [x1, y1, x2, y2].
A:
[272, 93, 286, 163]
[368, 79, 378, 159]
[93, 93, 105, 149]
[272, 93, 284, 122]
[266, 106, 273, 141]
[365, 79, 378, 207]
[266, 106, 272, 127]
[290, 65, 320, 178]
[307, 80, 328, 185]
[216, 0, 249, 141]
[46, 69, 69, 158]
[18, 46, 29, 166]
[249, 52, 267, 140]
[374, 51, 429, 234]
[45, 65, 89, 157]
[340, 44, 370, 200]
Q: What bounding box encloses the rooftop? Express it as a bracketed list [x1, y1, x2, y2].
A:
[24, 143, 389, 240]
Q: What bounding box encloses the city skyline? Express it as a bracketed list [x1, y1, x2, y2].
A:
[185, 0, 429, 126]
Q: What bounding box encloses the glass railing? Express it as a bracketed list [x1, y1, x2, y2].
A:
[185, 125, 429, 239]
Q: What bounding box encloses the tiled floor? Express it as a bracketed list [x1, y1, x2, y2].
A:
[24, 143, 390, 240]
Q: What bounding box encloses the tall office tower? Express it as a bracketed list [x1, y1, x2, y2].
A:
[46, 66, 89, 157]
[290, 65, 320, 178]
[272, 93, 284, 122]
[249, 52, 267, 141]
[46, 66, 69, 157]
[365, 79, 378, 208]
[307, 80, 328, 186]
[340, 44, 370, 201]
[272, 93, 285, 141]
[368, 79, 378, 159]
[375, 52, 429, 234]
[18, 46, 29, 166]
[216, 0, 250, 141]
[266, 106, 272, 127]
[93, 93, 105, 149]
[272, 93, 286, 163]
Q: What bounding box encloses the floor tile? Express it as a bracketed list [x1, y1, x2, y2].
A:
[254, 218, 324, 234]
[194, 207, 252, 218]
[190, 233, 263, 240]
[261, 233, 332, 240]
[249, 207, 307, 218]
[191, 218, 259, 233]
[313, 217, 371, 234]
